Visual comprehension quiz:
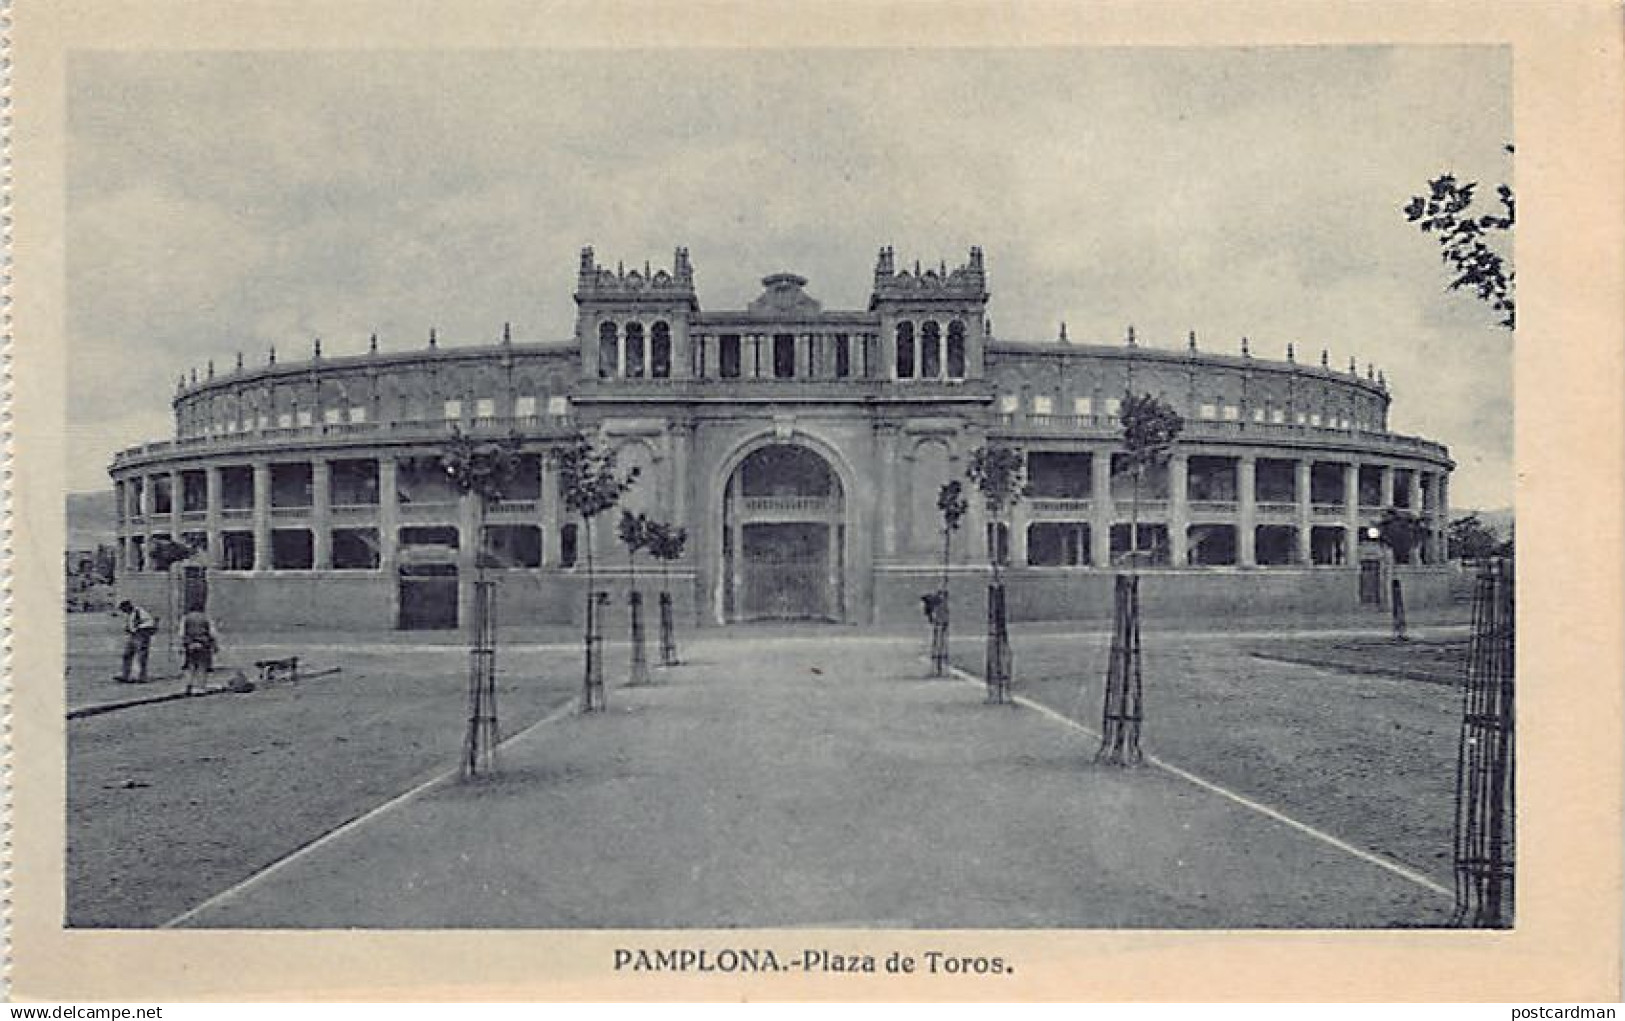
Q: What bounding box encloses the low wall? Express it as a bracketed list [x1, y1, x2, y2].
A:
[873, 564, 1454, 628]
[118, 563, 1453, 634]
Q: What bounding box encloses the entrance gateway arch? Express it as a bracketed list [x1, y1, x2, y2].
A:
[719, 443, 847, 623]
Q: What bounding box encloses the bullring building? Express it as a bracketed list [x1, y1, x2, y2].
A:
[110, 247, 1453, 631]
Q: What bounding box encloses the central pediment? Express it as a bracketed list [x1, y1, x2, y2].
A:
[747, 272, 823, 317]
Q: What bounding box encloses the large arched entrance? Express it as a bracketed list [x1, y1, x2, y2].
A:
[721, 444, 846, 622]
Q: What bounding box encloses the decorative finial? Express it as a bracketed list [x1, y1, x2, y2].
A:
[1378, 369, 1387, 388]
[369, 332, 379, 354]
[189, 367, 198, 386]
[1188, 330, 1198, 353]
[236, 351, 244, 371]
[1286, 342, 1295, 362]
[1059, 321, 1069, 344]
[177, 374, 186, 392]
[1367, 362, 1375, 381]
[1349, 355, 1357, 374]
[429, 327, 438, 349]
[207, 359, 214, 379]
[502, 321, 512, 344]
[1320, 348, 1329, 368]
[1126, 325, 1137, 347]
[268, 344, 277, 365]
[1241, 336, 1251, 357]
[313, 336, 322, 359]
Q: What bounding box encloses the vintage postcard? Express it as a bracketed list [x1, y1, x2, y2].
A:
[8, 0, 1622, 1003]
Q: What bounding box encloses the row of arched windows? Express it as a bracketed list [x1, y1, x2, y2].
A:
[598, 320, 673, 379]
[895, 320, 967, 380]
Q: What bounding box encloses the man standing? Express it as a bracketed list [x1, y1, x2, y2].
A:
[116, 599, 159, 683]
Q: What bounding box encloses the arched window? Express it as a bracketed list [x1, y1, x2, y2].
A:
[651, 322, 672, 379]
[598, 322, 617, 378]
[947, 320, 967, 379]
[920, 321, 942, 379]
[624, 323, 646, 379]
[896, 321, 916, 379]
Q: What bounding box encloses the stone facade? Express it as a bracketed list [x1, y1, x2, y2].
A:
[110, 247, 1454, 631]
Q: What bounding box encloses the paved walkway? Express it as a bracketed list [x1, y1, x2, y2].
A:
[174, 635, 1451, 928]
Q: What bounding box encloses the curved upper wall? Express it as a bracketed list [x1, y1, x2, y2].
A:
[984, 340, 1392, 433]
[169, 341, 578, 438]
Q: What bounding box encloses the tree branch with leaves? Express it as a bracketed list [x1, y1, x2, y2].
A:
[1404, 149, 1515, 329]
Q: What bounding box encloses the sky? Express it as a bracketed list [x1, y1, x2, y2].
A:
[66, 46, 1513, 510]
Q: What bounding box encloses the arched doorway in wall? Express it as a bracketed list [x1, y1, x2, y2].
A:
[721, 444, 846, 622]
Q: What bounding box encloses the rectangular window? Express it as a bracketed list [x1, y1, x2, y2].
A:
[1295, 412, 1307, 425]
[1199, 403, 1218, 420]
[220, 531, 255, 570]
[773, 334, 796, 379]
[277, 412, 293, 428]
[475, 397, 496, 419]
[349, 406, 367, 424]
[1310, 413, 1322, 426]
[547, 396, 569, 416]
[1271, 409, 1285, 424]
[324, 408, 342, 424]
[1223, 405, 1240, 421]
[514, 396, 537, 418]
[834, 335, 851, 378]
[152, 475, 173, 515]
[1073, 396, 1092, 416]
[270, 529, 315, 570]
[720, 335, 742, 379]
[999, 394, 1019, 414]
[296, 410, 312, 427]
[559, 523, 579, 568]
[1105, 397, 1122, 417]
[331, 459, 380, 506]
[443, 400, 462, 420]
[481, 524, 543, 569]
[331, 528, 381, 569]
[1031, 395, 1053, 416]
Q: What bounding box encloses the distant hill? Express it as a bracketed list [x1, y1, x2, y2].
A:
[66, 490, 116, 550]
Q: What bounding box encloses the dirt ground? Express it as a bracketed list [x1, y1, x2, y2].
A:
[66, 614, 586, 927]
[952, 627, 1466, 890]
[1246, 634, 1471, 686]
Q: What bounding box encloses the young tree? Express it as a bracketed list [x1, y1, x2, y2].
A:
[440, 428, 524, 777]
[1116, 392, 1184, 568]
[1097, 393, 1181, 767]
[618, 510, 653, 686]
[966, 444, 1028, 703]
[644, 519, 689, 666]
[1376, 506, 1428, 564]
[929, 479, 969, 677]
[1403, 153, 1515, 329]
[551, 434, 640, 711]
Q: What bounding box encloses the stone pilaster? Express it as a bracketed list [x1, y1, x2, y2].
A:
[1295, 459, 1313, 565]
[1238, 455, 1257, 567]
[251, 461, 272, 571]
[540, 456, 560, 567]
[1169, 452, 1189, 566]
[1091, 450, 1113, 568]
[378, 457, 400, 572]
[1343, 461, 1361, 565]
[205, 466, 223, 569]
[312, 459, 332, 569]
[168, 470, 182, 540]
[1380, 465, 1395, 508]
